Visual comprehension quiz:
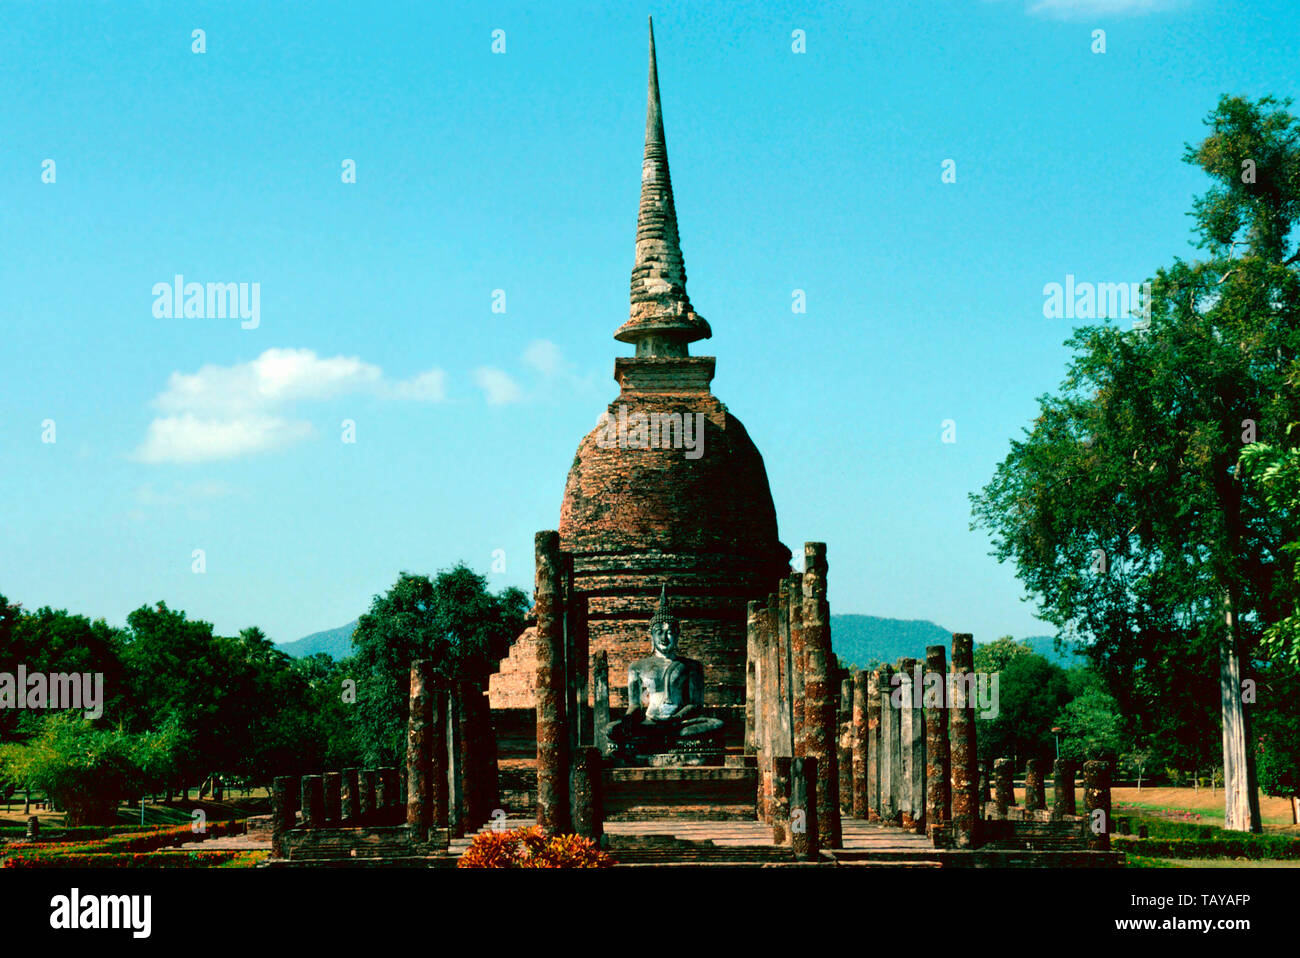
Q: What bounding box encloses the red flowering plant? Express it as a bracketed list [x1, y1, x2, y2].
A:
[458, 825, 613, 868]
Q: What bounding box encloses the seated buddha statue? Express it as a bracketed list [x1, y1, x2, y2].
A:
[605, 585, 725, 758]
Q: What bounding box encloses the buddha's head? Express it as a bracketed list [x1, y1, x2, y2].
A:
[649, 584, 680, 657]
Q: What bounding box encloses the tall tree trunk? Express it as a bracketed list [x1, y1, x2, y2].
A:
[1220, 590, 1261, 832]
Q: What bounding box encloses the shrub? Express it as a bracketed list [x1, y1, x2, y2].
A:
[2, 850, 241, 869]
[458, 826, 613, 868]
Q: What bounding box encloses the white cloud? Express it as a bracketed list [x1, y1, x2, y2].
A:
[135, 348, 447, 464]
[383, 368, 448, 402]
[136, 414, 314, 464]
[474, 367, 523, 406]
[1026, 0, 1182, 17]
[522, 339, 564, 377]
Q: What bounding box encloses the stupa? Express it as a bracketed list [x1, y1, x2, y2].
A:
[490, 19, 789, 714]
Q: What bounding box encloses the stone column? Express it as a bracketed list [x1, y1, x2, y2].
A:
[570, 746, 603, 841]
[867, 670, 882, 821]
[897, 657, 925, 832]
[993, 758, 1015, 816]
[924, 645, 950, 835]
[879, 664, 896, 823]
[851, 671, 869, 819]
[838, 676, 854, 817]
[446, 688, 464, 835]
[431, 688, 449, 829]
[777, 583, 792, 756]
[745, 611, 758, 756]
[342, 768, 360, 823]
[534, 530, 570, 836]
[761, 597, 781, 823]
[1024, 759, 1047, 813]
[802, 542, 841, 848]
[300, 775, 324, 829]
[749, 600, 766, 819]
[323, 772, 343, 825]
[379, 768, 400, 824]
[359, 768, 377, 824]
[791, 756, 819, 861]
[25, 816, 39, 841]
[593, 651, 611, 756]
[271, 776, 296, 857]
[1053, 760, 1077, 819]
[772, 756, 793, 845]
[406, 659, 433, 841]
[789, 573, 806, 758]
[1083, 760, 1111, 850]
[948, 633, 979, 848]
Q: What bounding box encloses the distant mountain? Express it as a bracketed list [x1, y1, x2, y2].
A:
[831, 615, 1081, 670]
[277, 613, 1080, 670]
[278, 620, 357, 660]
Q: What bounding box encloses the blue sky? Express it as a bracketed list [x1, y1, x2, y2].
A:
[1, 0, 1295, 646]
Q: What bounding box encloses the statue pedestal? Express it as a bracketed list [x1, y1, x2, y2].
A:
[608, 726, 725, 768]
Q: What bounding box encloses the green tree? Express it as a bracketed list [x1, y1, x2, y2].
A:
[350, 566, 527, 766]
[1054, 677, 1124, 763]
[0, 712, 184, 825]
[972, 96, 1300, 831]
[976, 653, 1072, 768]
[973, 635, 1034, 674]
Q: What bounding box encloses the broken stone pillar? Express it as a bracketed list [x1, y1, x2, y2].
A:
[1024, 759, 1047, 813]
[1053, 760, 1077, 819]
[300, 775, 324, 829]
[570, 746, 603, 841]
[271, 776, 295, 857]
[851, 671, 869, 819]
[594, 651, 611, 756]
[801, 542, 841, 848]
[791, 756, 819, 861]
[879, 664, 897, 823]
[838, 676, 854, 817]
[867, 670, 882, 821]
[768, 592, 788, 757]
[979, 763, 991, 806]
[994, 758, 1015, 816]
[924, 645, 950, 835]
[406, 659, 433, 841]
[772, 756, 793, 845]
[342, 768, 360, 823]
[1083, 760, 1111, 850]
[789, 573, 806, 757]
[948, 634, 979, 848]
[323, 772, 343, 825]
[534, 530, 571, 836]
[359, 769, 377, 824]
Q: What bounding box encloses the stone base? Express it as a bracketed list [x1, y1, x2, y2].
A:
[644, 748, 724, 767]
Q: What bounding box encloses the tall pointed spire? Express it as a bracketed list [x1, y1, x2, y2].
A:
[615, 17, 711, 356]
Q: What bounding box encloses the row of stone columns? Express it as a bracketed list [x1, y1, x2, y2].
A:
[751, 543, 842, 852]
[533, 530, 602, 841]
[986, 757, 1112, 849]
[842, 634, 979, 846]
[271, 766, 406, 856]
